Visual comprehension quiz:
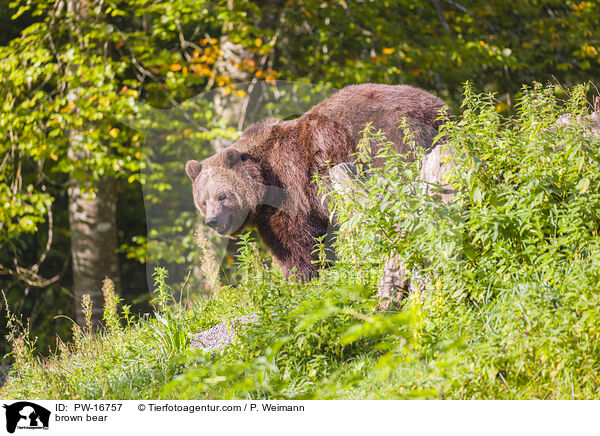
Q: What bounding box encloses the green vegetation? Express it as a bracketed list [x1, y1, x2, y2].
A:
[2, 0, 600, 360]
[3, 84, 600, 400]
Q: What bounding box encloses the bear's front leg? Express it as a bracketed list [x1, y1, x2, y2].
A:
[256, 207, 328, 281]
[272, 249, 319, 281]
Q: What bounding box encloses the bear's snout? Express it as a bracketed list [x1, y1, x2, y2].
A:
[204, 213, 231, 234]
[205, 217, 218, 229]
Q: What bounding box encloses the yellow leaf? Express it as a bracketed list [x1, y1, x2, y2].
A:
[109, 128, 120, 138]
[49, 153, 58, 161]
[496, 103, 509, 113]
[254, 38, 263, 47]
[170, 64, 182, 72]
[60, 103, 75, 114]
[382, 47, 394, 55]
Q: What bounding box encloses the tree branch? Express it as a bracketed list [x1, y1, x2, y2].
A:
[441, 0, 498, 31]
[431, 0, 454, 38]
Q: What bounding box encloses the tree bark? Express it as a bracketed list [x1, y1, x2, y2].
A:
[63, 0, 121, 326]
[68, 172, 120, 326]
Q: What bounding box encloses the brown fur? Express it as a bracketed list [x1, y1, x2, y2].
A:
[187, 84, 449, 279]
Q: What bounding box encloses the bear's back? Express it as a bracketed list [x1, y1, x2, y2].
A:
[306, 83, 448, 156]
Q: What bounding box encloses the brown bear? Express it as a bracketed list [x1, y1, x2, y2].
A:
[185, 84, 449, 279]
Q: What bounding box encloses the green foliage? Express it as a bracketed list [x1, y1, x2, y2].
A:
[148, 268, 190, 362]
[5, 83, 600, 400]
[271, 0, 600, 105]
[3, 0, 600, 361]
[101, 278, 121, 334]
[2, 0, 600, 397]
[323, 82, 600, 398]
[1, 267, 214, 399]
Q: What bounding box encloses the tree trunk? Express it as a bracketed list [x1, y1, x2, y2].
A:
[210, 39, 250, 151]
[65, 0, 121, 326]
[68, 173, 120, 326]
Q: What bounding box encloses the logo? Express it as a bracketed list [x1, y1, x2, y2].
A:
[2, 402, 50, 434]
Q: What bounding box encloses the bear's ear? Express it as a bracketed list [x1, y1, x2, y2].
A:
[270, 124, 283, 137]
[220, 148, 241, 168]
[185, 160, 202, 180]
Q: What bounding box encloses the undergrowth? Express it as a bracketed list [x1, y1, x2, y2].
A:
[2, 82, 600, 399]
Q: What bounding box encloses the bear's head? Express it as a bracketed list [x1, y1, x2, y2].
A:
[186, 118, 299, 235]
[186, 147, 265, 236]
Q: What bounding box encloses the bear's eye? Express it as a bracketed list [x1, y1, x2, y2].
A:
[218, 193, 227, 201]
